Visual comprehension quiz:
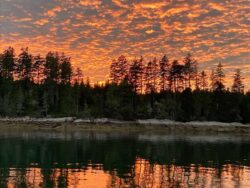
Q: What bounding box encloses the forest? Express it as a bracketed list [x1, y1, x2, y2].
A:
[0, 47, 249, 123]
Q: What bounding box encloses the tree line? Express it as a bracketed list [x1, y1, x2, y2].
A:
[110, 54, 245, 94]
[0, 47, 249, 123]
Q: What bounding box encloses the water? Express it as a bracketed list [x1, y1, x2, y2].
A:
[0, 130, 249, 188]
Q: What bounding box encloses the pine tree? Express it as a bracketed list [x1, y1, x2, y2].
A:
[215, 62, 225, 83]
[210, 69, 216, 91]
[74, 67, 84, 84]
[60, 55, 72, 84]
[129, 58, 143, 93]
[232, 69, 244, 93]
[33, 55, 45, 84]
[169, 60, 184, 92]
[0, 47, 15, 79]
[43, 52, 61, 111]
[145, 58, 158, 93]
[194, 64, 199, 90]
[44, 52, 60, 84]
[138, 56, 145, 94]
[159, 55, 170, 91]
[200, 71, 208, 91]
[16, 47, 33, 81]
[214, 62, 225, 91]
[110, 59, 118, 83]
[183, 53, 197, 89]
[109, 55, 129, 84]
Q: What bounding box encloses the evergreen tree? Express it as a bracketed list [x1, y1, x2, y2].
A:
[194, 64, 199, 90]
[74, 67, 84, 84]
[213, 62, 225, 91]
[0, 47, 15, 79]
[145, 58, 158, 94]
[232, 69, 244, 93]
[200, 71, 208, 91]
[110, 59, 118, 83]
[183, 53, 197, 89]
[159, 55, 170, 91]
[60, 55, 72, 84]
[44, 52, 60, 84]
[138, 56, 145, 94]
[110, 55, 129, 84]
[129, 58, 143, 93]
[43, 52, 61, 113]
[33, 55, 45, 84]
[16, 47, 33, 82]
[215, 62, 225, 83]
[210, 69, 216, 91]
[169, 60, 184, 92]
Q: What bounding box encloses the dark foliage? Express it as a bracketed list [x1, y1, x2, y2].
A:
[0, 47, 249, 122]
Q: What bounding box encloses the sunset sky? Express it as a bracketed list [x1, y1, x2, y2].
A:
[1, 0, 250, 89]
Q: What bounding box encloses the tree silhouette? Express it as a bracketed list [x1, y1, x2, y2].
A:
[232, 69, 244, 93]
[16, 47, 33, 82]
[60, 55, 72, 84]
[145, 58, 158, 94]
[183, 53, 197, 89]
[0, 47, 15, 79]
[33, 55, 45, 84]
[159, 55, 170, 92]
[110, 55, 129, 84]
[169, 60, 184, 92]
[44, 52, 60, 84]
[210, 70, 216, 91]
[214, 62, 225, 91]
[74, 67, 84, 84]
[129, 58, 143, 93]
[199, 71, 208, 91]
[0, 46, 249, 123]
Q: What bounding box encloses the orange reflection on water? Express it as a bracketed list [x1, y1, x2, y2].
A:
[7, 167, 43, 188]
[134, 158, 250, 188]
[4, 159, 250, 188]
[5, 166, 123, 188]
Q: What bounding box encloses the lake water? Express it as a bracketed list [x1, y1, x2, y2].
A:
[0, 130, 249, 188]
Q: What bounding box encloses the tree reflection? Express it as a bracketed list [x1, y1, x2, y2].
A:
[0, 132, 249, 187]
[2, 160, 249, 188]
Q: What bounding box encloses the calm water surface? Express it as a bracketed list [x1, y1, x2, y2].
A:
[0, 130, 249, 188]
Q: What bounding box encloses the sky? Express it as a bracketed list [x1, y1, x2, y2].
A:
[0, 0, 250, 89]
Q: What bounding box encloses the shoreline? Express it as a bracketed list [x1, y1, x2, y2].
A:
[0, 117, 249, 134]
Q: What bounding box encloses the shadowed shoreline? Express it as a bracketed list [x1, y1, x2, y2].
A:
[0, 117, 249, 134]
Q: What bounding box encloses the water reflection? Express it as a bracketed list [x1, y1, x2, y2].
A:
[0, 131, 249, 188]
[2, 161, 250, 188]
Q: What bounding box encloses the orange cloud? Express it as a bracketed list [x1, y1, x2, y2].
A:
[208, 2, 226, 11]
[34, 19, 49, 26]
[45, 6, 62, 17]
[1, 0, 250, 89]
[134, 1, 169, 9]
[79, 0, 101, 7]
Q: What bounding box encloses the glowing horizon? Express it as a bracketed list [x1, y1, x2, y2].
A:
[1, 0, 250, 89]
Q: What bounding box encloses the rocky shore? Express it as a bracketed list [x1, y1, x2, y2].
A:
[0, 117, 249, 133]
